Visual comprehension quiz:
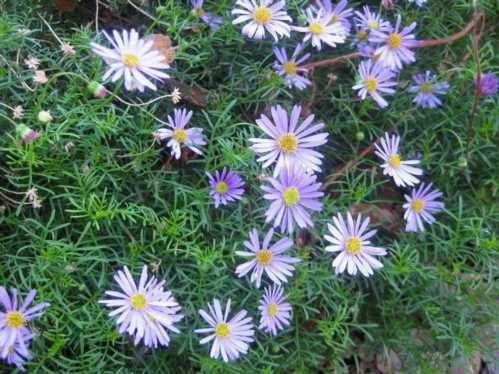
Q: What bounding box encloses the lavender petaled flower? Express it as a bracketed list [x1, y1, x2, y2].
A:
[249, 105, 328, 176]
[316, 0, 353, 34]
[195, 299, 254, 362]
[206, 167, 245, 208]
[4, 330, 33, 372]
[262, 163, 324, 233]
[99, 266, 183, 348]
[374, 132, 423, 187]
[354, 6, 391, 35]
[273, 44, 311, 90]
[403, 182, 444, 232]
[232, 0, 292, 41]
[153, 108, 206, 159]
[258, 285, 292, 336]
[324, 212, 387, 276]
[293, 6, 347, 51]
[478, 72, 498, 96]
[370, 15, 418, 70]
[407, 70, 449, 108]
[408, 0, 427, 6]
[191, 0, 223, 32]
[352, 59, 397, 108]
[382, 0, 394, 9]
[0, 288, 49, 359]
[235, 228, 299, 288]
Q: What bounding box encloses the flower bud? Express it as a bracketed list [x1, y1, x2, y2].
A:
[87, 81, 108, 98]
[16, 124, 40, 143]
[355, 131, 365, 141]
[38, 110, 53, 124]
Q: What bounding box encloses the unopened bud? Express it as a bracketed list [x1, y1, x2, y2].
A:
[87, 81, 108, 98]
[38, 110, 53, 124]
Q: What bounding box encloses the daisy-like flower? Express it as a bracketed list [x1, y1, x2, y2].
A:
[0, 287, 49, 359]
[3, 330, 33, 372]
[324, 212, 387, 277]
[403, 182, 444, 232]
[354, 6, 391, 35]
[370, 15, 418, 71]
[195, 299, 254, 362]
[191, 0, 223, 32]
[12, 105, 24, 120]
[273, 44, 311, 91]
[374, 132, 423, 187]
[262, 163, 323, 233]
[249, 105, 328, 176]
[99, 266, 183, 348]
[258, 284, 292, 335]
[24, 56, 40, 70]
[316, 0, 353, 34]
[478, 72, 498, 96]
[407, 70, 449, 108]
[235, 228, 299, 288]
[153, 108, 206, 159]
[91, 29, 170, 92]
[232, 0, 292, 41]
[294, 7, 347, 50]
[352, 59, 397, 108]
[206, 167, 245, 208]
[408, 0, 427, 6]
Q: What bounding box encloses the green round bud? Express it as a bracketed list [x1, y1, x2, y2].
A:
[458, 156, 468, 168]
[355, 131, 365, 141]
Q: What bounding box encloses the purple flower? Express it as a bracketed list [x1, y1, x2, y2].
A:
[408, 0, 427, 6]
[354, 6, 391, 35]
[191, 0, 223, 32]
[258, 285, 292, 336]
[370, 15, 419, 71]
[153, 108, 206, 159]
[478, 72, 498, 96]
[4, 330, 33, 372]
[382, 0, 394, 9]
[235, 228, 299, 288]
[273, 44, 311, 90]
[352, 59, 397, 108]
[262, 163, 323, 233]
[0, 287, 49, 359]
[403, 182, 444, 232]
[16, 124, 40, 143]
[99, 266, 183, 348]
[407, 71, 449, 108]
[206, 167, 245, 208]
[324, 212, 387, 276]
[249, 105, 329, 176]
[316, 0, 353, 35]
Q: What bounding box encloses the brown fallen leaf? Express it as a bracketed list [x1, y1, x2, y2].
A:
[54, 0, 76, 12]
[351, 203, 400, 234]
[144, 34, 176, 64]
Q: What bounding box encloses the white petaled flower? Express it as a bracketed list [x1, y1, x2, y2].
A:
[293, 7, 347, 51]
[249, 104, 329, 177]
[324, 212, 387, 277]
[408, 0, 427, 6]
[232, 0, 292, 41]
[195, 299, 254, 362]
[24, 56, 40, 70]
[99, 265, 183, 348]
[374, 132, 423, 187]
[258, 284, 292, 336]
[153, 108, 206, 159]
[91, 29, 170, 92]
[403, 182, 445, 232]
[235, 228, 299, 288]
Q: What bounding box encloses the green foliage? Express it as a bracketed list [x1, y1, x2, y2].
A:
[0, 0, 498, 372]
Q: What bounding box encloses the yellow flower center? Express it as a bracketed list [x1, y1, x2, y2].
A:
[122, 53, 139, 68]
[411, 198, 425, 213]
[387, 32, 402, 49]
[130, 293, 146, 310]
[330, 14, 338, 24]
[5, 311, 26, 328]
[215, 181, 229, 194]
[364, 77, 377, 93]
[267, 303, 278, 317]
[421, 82, 433, 93]
[173, 128, 187, 143]
[367, 19, 379, 30]
[345, 237, 362, 254]
[309, 22, 324, 35]
[215, 322, 230, 338]
[282, 186, 300, 206]
[283, 61, 297, 75]
[256, 249, 273, 265]
[357, 30, 368, 41]
[277, 133, 298, 153]
[388, 153, 401, 168]
[253, 7, 272, 24]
